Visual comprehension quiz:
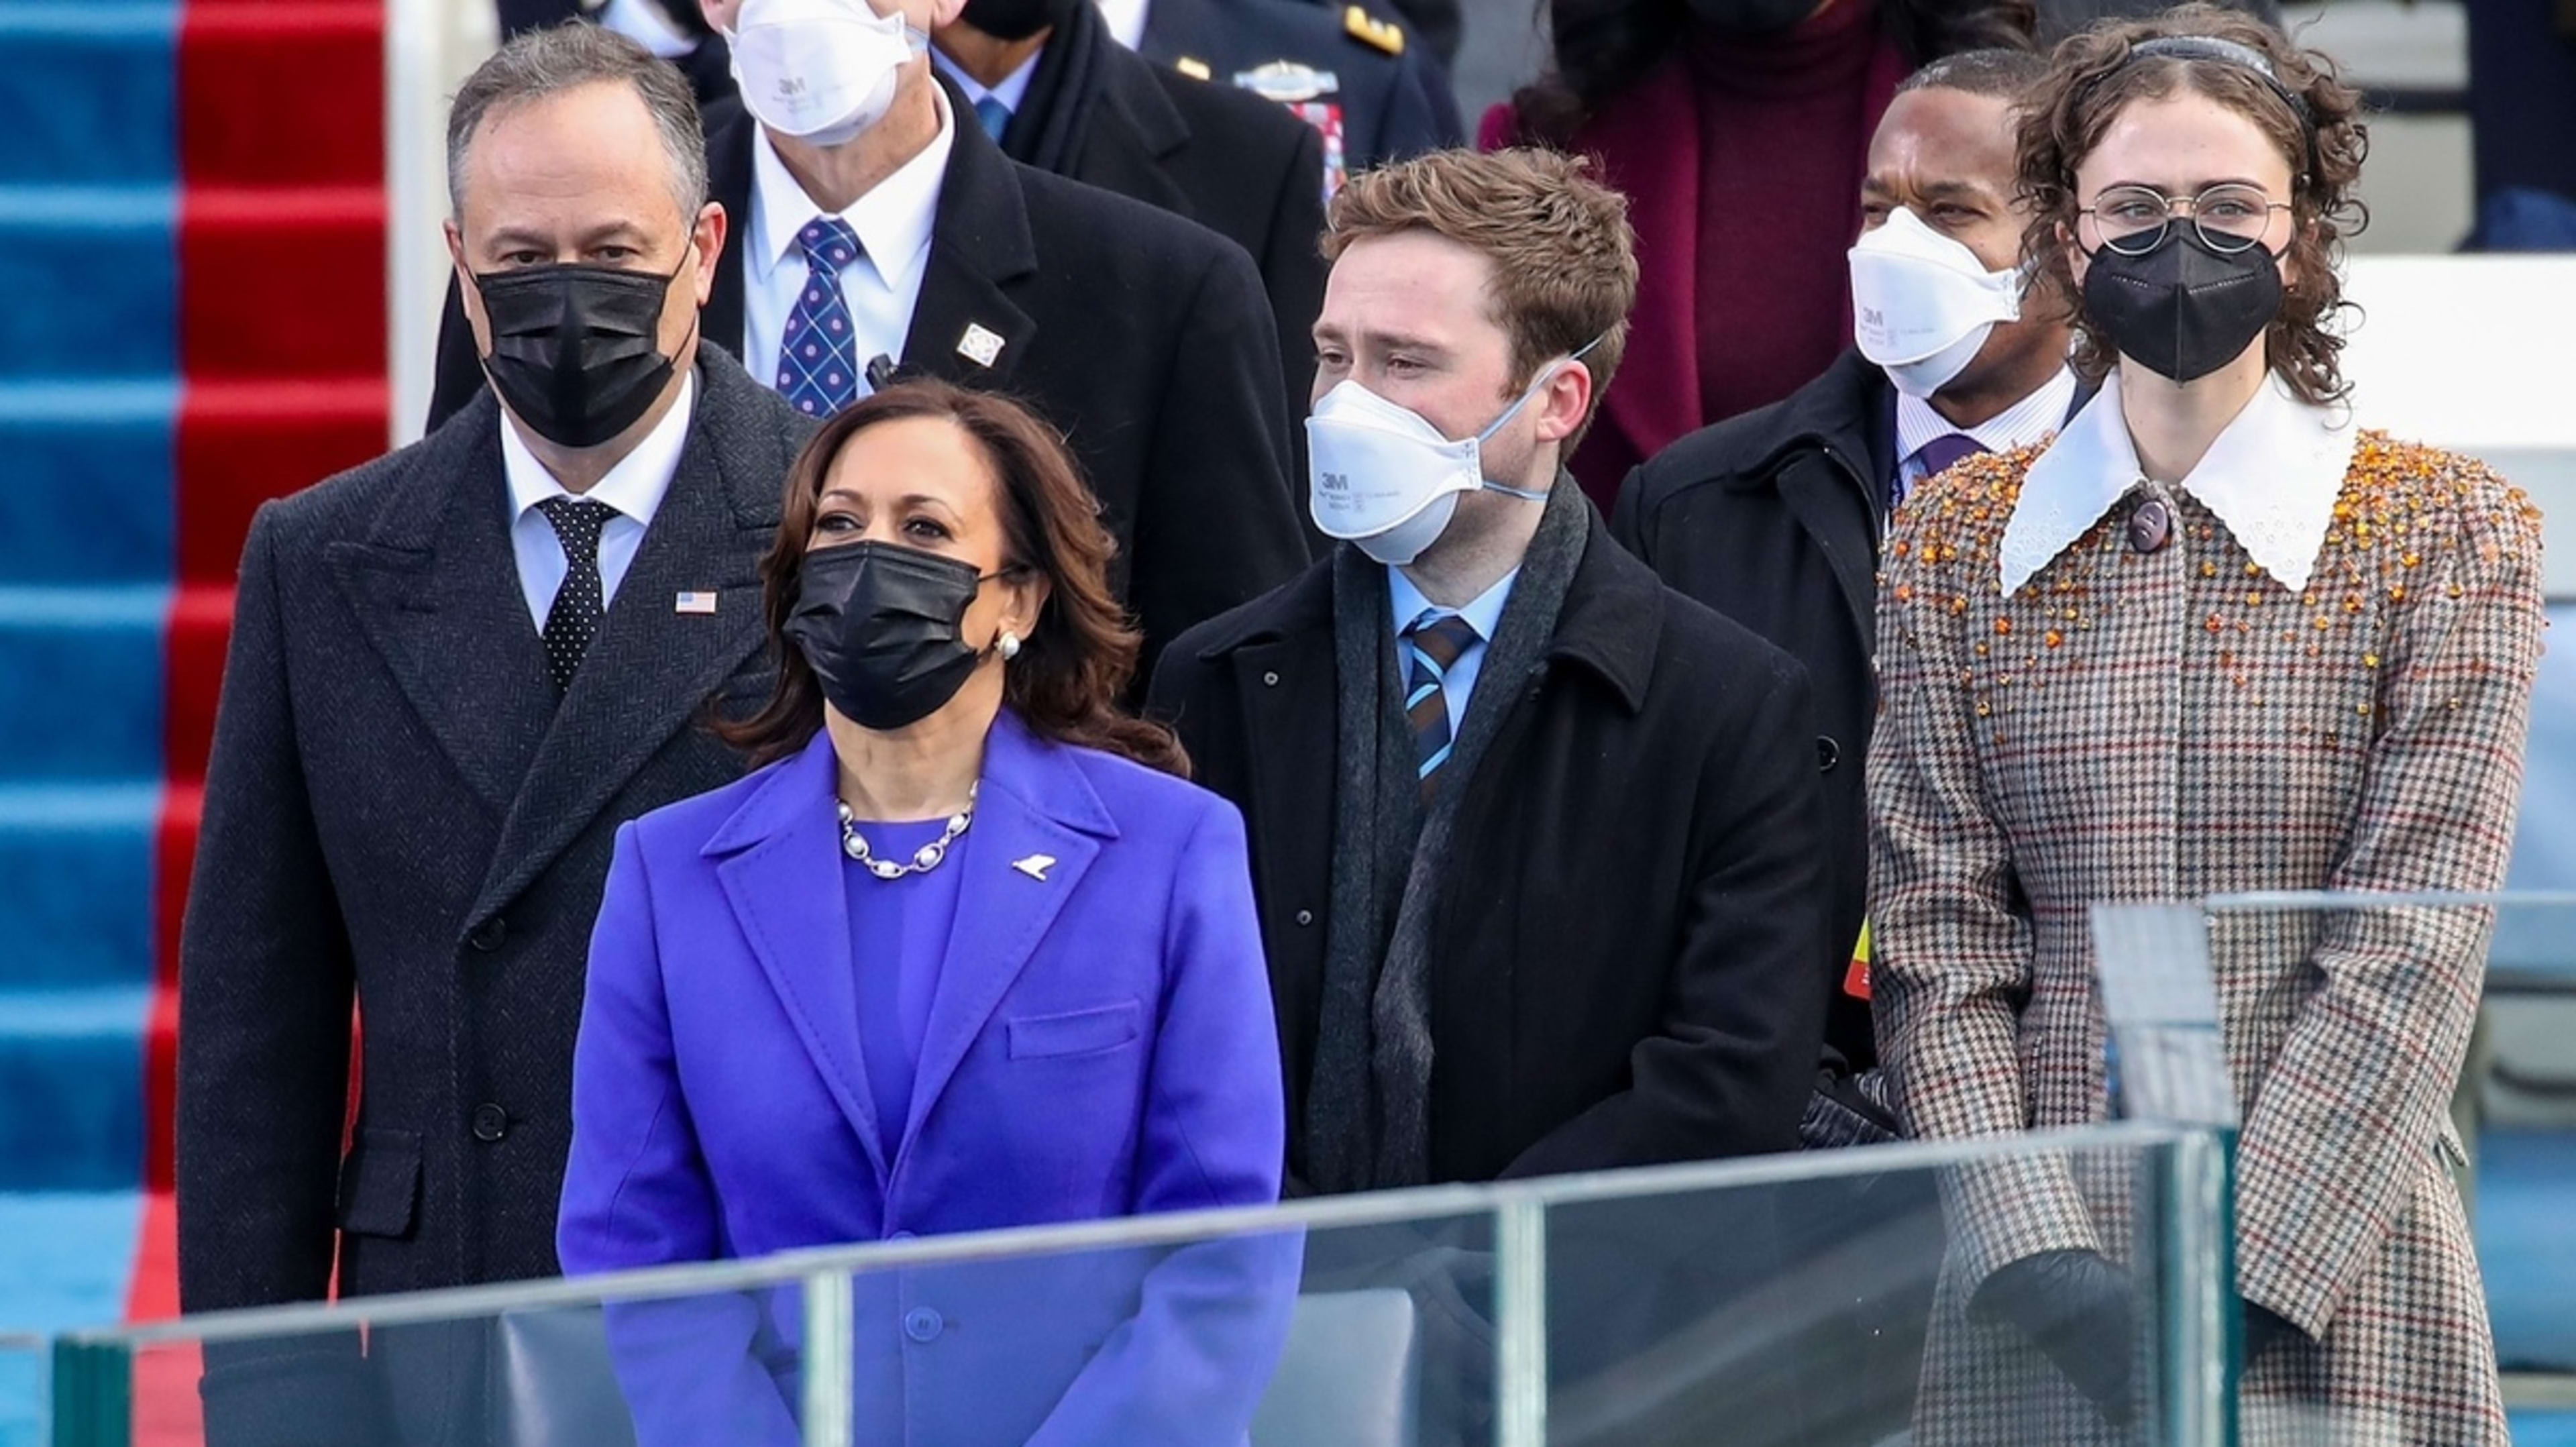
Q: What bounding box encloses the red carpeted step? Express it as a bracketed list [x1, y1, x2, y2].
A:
[164, 590, 231, 791]
[179, 187, 387, 382]
[174, 380, 385, 584]
[177, 5, 381, 192]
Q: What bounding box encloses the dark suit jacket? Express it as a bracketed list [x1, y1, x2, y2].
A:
[1611, 350, 2094, 1071]
[1136, 0, 1465, 176]
[995, 3, 1328, 449]
[1148, 513, 1831, 1187]
[430, 99, 1308, 677]
[176, 348, 810, 1440]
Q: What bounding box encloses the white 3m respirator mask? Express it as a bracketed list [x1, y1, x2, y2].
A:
[1305, 342, 1595, 566]
[1847, 207, 2024, 398]
[728, 0, 930, 148]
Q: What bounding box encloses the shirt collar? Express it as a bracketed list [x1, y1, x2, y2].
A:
[499, 368, 697, 528]
[1998, 370, 2356, 596]
[930, 46, 1044, 113]
[747, 90, 955, 296]
[1094, 0, 1150, 49]
[1388, 564, 1519, 643]
[1895, 366, 2078, 468]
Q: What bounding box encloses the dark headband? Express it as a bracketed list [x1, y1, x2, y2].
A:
[2102, 34, 2320, 178]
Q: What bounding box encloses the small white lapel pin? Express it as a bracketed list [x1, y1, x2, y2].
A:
[674, 590, 718, 615]
[957, 323, 1006, 369]
[1012, 853, 1057, 881]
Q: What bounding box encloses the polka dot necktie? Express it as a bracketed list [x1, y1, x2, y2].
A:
[1401, 610, 1482, 798]
[776, 217, 865, 419]
[536, 496, 618, 692]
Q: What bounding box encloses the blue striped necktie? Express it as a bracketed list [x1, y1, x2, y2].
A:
[1401, 611, 1481, 797]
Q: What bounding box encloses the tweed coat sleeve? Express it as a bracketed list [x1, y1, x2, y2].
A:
[1870, 458, 2104, 1290]
[2232, 459, 2546, 1337]
[176, 502, 361, 1314]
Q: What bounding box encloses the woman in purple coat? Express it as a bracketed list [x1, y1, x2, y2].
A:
[557, 380, 1295, 1446]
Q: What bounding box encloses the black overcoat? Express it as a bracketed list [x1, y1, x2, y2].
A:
[1610, 349, 1893, 1069]
[429, 96, 1309, 676]
[1147, 518, 1833, 1188]
[176, 350, 810, 1438]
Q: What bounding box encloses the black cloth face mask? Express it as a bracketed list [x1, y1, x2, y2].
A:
[960, 0, 1075, 40]
[785, 541, 1012, 731]
[1686, 0, 1820, 38]
[2082, 227, 2285, 385]
[470, 254, 691, 448]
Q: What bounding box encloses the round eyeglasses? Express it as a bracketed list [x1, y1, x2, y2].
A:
[2078, 183, 2291, 256]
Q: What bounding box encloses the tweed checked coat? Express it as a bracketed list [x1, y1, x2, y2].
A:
[1870, 376, 2545, 1446]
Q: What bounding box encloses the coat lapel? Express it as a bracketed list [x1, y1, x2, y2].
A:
[895, 713, 1112, 1165]
[1075, 44, 1195, 221]
[465, 356, 784, 930]
[323, 395, 557, 817]
[901, 101, 1039, 392]
[708, 733, 893, 1183]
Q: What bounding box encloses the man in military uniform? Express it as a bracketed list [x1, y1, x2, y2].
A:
[1108, 0, 1464, 189]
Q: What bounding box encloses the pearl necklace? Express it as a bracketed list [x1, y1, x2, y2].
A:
[837, 784, 977, 880]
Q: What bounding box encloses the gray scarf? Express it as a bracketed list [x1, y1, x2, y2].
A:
[1305, 478, 1592, 1192]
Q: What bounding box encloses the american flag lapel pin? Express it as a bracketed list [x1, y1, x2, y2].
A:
[957, 323, 1005, 369]
[674, 590, 718, 615]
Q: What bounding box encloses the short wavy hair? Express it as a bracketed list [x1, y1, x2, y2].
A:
[1322, 148, 1638, 446]
[2015, 4, 2368, 404]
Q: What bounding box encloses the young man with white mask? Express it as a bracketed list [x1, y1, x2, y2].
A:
[1612, 48, 2077, 1079]
[430, 0, 1311, 679]
[1152, 148, 1829, 1200]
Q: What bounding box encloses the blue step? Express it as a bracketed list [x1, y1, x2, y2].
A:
[0, 987, 148, 1191]
[0, 1192, 142, 1331]
[2479, 1130, 2576, 1372]
[2513, 1409, 2576, 1447]
[0, 6, 176, 186]
[0, 382, 176, 587]
[0, 589, 166, 782]
[0, 1332, 39, 1447]
[0, 784, 157, 993]
[0, 188, 176, 382]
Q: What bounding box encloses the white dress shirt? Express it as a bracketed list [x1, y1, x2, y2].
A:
[1388, 564, 1519, 736]
[1893, 366, 2080, 502]
[499, 370, 696, 631]
[1094, 0, 1152, 50]
[742, 95, 956, 395]
[931, 47, 1044, 121]
[1999, 370, 2357, 596]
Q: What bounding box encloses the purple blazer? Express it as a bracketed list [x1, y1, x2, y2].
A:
[558, 710, 1295, 1447]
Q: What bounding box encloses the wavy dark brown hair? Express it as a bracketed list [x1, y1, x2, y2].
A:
[2016, 4, 2368, 404]
[718, 380, 1187, 776]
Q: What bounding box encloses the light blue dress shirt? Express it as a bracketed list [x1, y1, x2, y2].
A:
[1388, 565, 1518, 737]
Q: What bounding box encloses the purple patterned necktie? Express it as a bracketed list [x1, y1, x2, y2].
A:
[775, 217, 864, 419]
[1896, 432, 1988, 511]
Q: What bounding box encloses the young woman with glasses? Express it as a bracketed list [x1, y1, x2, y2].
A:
[1870, 7, 2544, 1442]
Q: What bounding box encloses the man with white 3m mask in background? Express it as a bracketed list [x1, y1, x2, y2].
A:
[430, 0, 1310, 683]
[1614, 48, 2080, 1093]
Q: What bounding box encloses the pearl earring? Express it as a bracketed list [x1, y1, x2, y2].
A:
[997, 630, 1022, 661]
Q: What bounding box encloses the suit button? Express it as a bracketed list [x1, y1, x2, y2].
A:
[1816, 735, 1841, 773]
[888, 1230, 916, 1242]
[2127, 497, 2173, 553]
[1263, 671, 1281, 687]
[471, 1104, 510, 1142]
[903, 1307, 944, 1342]
[467, 918, 507, 953]
[1294, 909, 1313, 927]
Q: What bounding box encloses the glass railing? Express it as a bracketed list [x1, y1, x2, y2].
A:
[47, 1123, 2223, 1447]
[2095, 890, 2576, 1444]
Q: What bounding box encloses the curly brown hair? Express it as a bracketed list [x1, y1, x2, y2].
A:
[2015, 4, 2368, 404]
[717, 380, 1187, 777]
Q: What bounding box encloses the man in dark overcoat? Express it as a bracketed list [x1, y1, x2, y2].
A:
[176, 27, 810, 1441]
